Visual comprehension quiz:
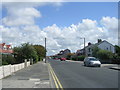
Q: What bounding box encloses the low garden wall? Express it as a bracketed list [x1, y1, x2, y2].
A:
[0, 61, 30, 79]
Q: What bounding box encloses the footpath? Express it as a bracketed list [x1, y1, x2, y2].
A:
[2, 61, 50, 89]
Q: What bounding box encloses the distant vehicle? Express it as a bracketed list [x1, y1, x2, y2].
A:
[84, 57, 101, 67]
[60, 58, 66, 61]
[55, 58, 59, 60]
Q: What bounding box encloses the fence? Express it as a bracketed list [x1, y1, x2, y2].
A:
[0, 61, 30, 79]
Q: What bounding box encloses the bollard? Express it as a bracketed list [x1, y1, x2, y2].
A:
[24, 59, 27, 68]
[30, 59, 33, 65]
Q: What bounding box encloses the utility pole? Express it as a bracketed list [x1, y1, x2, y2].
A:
[83, 38, 86, 56]
[45, 37, 46, 63]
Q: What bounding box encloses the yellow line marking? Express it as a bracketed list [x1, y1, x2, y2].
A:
[49, 63, 64, 90]
[50, 66, 64, 90]
[49, 64, 59, 89]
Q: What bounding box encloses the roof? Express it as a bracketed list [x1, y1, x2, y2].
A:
[0, 43, 13, 54]
[78, 40, 114, 51]
[0, 43, 5, 47]
[6, 45, 11, 49]
[94, 40, 114, 47]
[0, 48, 13, 54]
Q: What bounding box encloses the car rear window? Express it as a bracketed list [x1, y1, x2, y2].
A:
[89, 58, 98, 61]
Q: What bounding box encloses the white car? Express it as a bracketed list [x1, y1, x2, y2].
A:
[84, 57, 101, 67]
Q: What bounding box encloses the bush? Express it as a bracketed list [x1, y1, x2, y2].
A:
[77, 55, 85, 61]
[97, 50, 114, 62]
[2, 54, 16, 65]
[112, 54, 120, 64]
[71, 57, 76, 61]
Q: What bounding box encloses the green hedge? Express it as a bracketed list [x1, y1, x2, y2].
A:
[2, 54, 16, 65]
[77, 55, 85, 61]
[71, 55, 85, 61]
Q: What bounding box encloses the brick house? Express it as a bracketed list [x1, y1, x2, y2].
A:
[0, 43, 13, 54]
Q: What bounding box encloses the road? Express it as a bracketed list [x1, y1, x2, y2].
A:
[48, 59, 119, 88]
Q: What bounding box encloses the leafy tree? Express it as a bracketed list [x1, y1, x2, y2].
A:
[114, 45, 120, 56]
[66, 53, 75, 60]
[92, 46, 100, 57]
[14, 46, 23, 63]
[97, 50, 114, 61]
[33, 45, 46, 61]
[14, 43, 38, 63]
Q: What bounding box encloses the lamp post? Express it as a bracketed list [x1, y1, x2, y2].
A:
[79, 37, 86, 56]
[45, 37, 46, 63]
[83, 38, 86, 56]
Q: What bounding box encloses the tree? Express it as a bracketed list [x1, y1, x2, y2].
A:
[97, 50, 114, 61]
[92, 46, 100, 57]
[66, 53, 75, 60]
[13, 46, 23, 63]
[33, 45, 46, 61]
[14, 43, 38, 63]
[113, 45, 120, 64]
[114, 45, 120, 56]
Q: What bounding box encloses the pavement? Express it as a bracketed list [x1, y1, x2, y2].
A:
[2, 61, 50, 89]
[48, 59, 119, 88]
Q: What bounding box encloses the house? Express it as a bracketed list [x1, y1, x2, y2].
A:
[76, 39, 115, 56]
[0, 43, 13, 54]
[57, 49, 71, 58]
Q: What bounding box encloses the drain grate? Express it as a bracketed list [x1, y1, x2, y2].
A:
[18, 78, 29, 80]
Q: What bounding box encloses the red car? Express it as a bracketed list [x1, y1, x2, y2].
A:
[60, 58, 66, 61]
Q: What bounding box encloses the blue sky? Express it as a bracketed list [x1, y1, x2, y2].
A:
[2, 2, 118, 28]
[35, 2, 118, 28]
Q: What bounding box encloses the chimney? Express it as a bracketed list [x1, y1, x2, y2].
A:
[3, 43, 5, 46]
[88, 42, 91, 46]
[98, 39, 102, 43]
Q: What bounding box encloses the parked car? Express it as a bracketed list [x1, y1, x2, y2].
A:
[60, 58, 66, 61]
[55, 58, 59, 60]
[84, 57, 101, 67]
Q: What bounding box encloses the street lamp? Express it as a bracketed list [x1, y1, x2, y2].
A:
[45, 37, 46, 63]
[78, 37, 86, 56]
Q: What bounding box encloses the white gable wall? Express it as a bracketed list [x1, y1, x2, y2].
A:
[98, 41, 115, 53]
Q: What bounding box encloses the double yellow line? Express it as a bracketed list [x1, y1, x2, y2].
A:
[48, 63, 64, 90]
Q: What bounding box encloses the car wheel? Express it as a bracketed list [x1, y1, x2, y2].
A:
[84, 62, 86, 66]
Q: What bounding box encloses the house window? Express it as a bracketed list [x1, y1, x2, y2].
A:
[106, 47, 108, 50]
[110, 46, 111, 51]
[88, 48, 91, 52]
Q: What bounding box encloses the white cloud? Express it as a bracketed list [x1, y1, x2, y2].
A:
[1, 17, 118, 55]
[1, 2, 118, 55]
[101, 17, 118, 31]
[2, 7, 41, 26]
[100, 16, 118, 44]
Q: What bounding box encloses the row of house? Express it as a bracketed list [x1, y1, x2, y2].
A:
[54, 49, 71, 58]
[0, 43, 13, 54]
[76, 39, 115, 56]
[52, 39, 115, 58]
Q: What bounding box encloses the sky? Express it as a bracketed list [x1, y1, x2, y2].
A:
[0, 1, 118, 55]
